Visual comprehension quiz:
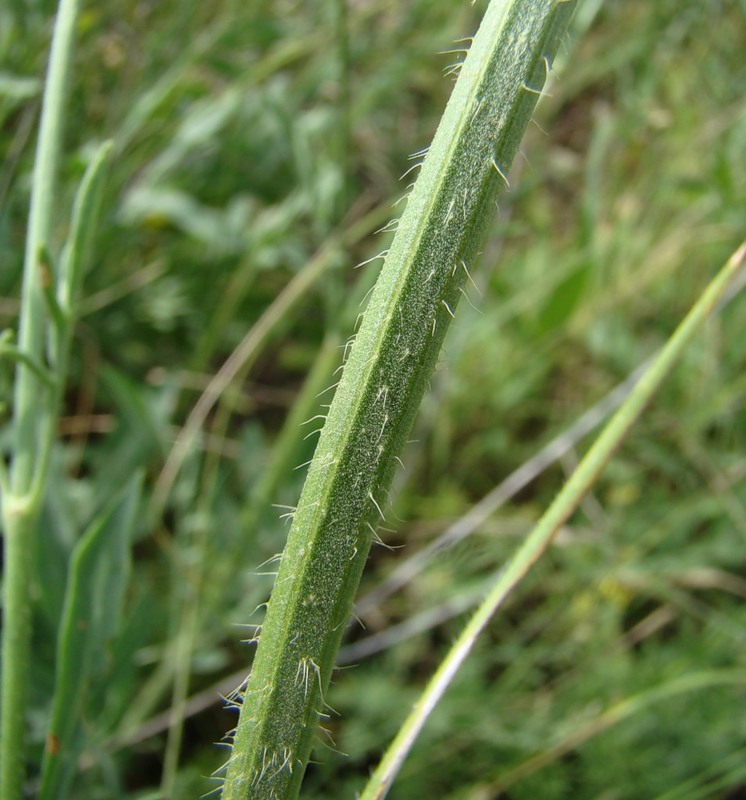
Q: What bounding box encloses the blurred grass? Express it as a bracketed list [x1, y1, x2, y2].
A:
[1, 0, 745, 797]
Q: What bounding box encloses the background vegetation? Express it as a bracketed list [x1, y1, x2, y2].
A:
[1, 0, 745, 797]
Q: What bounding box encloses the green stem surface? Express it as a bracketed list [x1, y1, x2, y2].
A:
[222, 2, 577, 797]
[1, 0, 81, 795]
[0, 3, 107, 798]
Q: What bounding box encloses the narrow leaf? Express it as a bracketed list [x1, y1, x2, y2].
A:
[39, 473, 142, 800]
[57, 139, 113, 314]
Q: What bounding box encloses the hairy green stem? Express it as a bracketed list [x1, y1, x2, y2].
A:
[222, 2, 576, 797]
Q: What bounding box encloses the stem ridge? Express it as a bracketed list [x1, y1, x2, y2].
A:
[222, 2, 576, 797]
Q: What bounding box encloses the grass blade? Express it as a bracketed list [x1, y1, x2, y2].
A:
[359, 240, 746, 800]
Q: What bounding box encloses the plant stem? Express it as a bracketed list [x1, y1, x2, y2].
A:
[1, 0, 81, 796]
[221, 2, 576, 797]
[1, 504, 36, 800]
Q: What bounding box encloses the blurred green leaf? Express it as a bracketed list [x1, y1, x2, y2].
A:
[537, 261, 589, 336]
[39, 473, 142, 800]
[0, 72, 41, 100]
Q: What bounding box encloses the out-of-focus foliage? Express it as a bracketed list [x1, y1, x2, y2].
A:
[1, 0, 744, 796]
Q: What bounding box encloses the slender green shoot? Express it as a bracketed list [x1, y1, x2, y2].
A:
[1, 0, 83, 794]
[0, 1, 110, 796]
[359, 240, 746, 800]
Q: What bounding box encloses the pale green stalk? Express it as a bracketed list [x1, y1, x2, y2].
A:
[1, 1, 109, 796]
[221, 2, 577, 797]
[360, 241, 746, 800]
[1, 0, 80, 795]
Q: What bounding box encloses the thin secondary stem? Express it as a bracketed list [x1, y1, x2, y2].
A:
[1, 0, 81, 796]
[359, 240, 746, 800]
[0, 4, 106, 799]
[356, 358, 651, 615]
